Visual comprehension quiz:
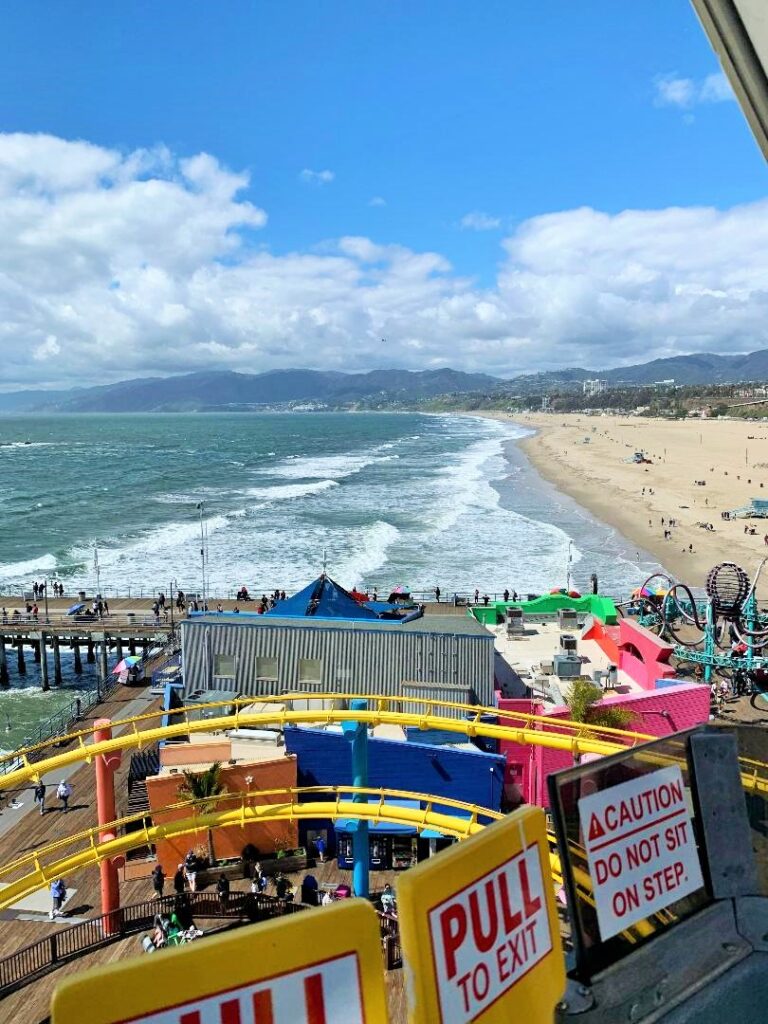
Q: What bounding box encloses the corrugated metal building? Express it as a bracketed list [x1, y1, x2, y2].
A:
[180, 614, 495, 706]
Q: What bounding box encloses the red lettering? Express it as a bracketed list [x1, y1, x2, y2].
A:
[440, 904, 467, 980]
[252, 990, 273, 1024]
[497, 871, 522, 935]
[496, 941, 511, 982]
[457, 971, 472, 1013]
[519, 859, 542, 919]
[220, 1000, 241, 1024]
[304, 973, 327, 1024]
[180, 1014, 201, 1024]
[468, 881, 499, 955]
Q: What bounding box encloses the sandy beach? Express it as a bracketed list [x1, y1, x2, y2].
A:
[485, 411, 768, 594]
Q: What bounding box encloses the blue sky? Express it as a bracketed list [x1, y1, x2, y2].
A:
[0, 1, 766, 386]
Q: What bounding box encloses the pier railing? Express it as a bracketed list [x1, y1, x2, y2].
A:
[0, 889, 399, 996]
[0, 586, 622, 606]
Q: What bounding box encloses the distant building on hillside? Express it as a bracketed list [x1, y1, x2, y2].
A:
[582, 378, 607, 396]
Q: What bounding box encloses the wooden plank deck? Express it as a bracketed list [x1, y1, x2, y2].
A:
[0, 682, 409, 1023]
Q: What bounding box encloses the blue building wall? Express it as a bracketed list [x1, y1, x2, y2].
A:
[284, 726, 505, 854]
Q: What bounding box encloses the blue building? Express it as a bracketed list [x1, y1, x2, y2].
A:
[284, 726, 505, 870]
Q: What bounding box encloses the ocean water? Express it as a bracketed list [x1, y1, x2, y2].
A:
[0, 412, 660, 599]
[0, 411, 663, 744]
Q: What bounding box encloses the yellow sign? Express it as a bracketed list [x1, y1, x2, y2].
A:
[397, 805, 565, 1024]
[52, 899, 388, 1024]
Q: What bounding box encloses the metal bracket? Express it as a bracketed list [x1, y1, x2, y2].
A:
[689, 732, 759, 898]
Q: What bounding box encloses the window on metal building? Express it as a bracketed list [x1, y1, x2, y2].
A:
[298, 658, 323, 687]
[256, 656, 279, 682]
[213, 653, 236, 678]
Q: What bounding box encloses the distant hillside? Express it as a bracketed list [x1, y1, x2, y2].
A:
[4, 349, 768, 412]
[0, 368, 499, 413]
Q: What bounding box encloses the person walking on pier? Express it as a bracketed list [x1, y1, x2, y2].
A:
[49, 878, 67, 920]
[33, 780, 46, 816]
[173, 864, 186, 895]
[56, 779, 72, 813]
[151, 864, 166, 899]
[217, 874, 230, 914]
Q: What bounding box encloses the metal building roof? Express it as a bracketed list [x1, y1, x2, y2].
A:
[184, 613, 491, 638]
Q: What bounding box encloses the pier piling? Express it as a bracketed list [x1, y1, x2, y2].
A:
[116, 638, 124, 662]
[16, 639, 26, 676]
[98, 639, 108, 687]
[87, 641, 95, 664]
[52, 635, 63, 686]
[33, 641, 41, 664]
[128, 639, 136, 656]
[0, 639, 8, 686]
[72, 643, 82, 674]
[39, 633, 49, 691]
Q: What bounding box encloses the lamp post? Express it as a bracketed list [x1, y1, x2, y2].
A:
[196, 502, 207, 610]
[566, 539, 573, 592]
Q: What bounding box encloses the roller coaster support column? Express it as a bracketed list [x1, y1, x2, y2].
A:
[343, 698, 369, 899]
[704, 602, 715, 685]
[746, 593, 757, 674]
[94, 719, 123, 934]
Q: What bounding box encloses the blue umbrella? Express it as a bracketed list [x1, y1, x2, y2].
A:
[67, 603, 85, 615]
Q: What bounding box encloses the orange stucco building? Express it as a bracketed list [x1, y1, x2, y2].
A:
[145, 750, 298, 875]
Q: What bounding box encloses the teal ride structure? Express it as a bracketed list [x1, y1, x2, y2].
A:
[627, 562, 768, 688]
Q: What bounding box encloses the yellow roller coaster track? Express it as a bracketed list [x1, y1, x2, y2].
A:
[0, 691, 663, 786]
[0, 784, 660, 942]
[1, 691, 765, 795]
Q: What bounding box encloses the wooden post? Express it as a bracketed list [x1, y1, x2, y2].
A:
[0, 638, 8, 686]
[99, 638, 108, 687]
[128, 639, 136, 656]
[52, 635, 63, 686]
[39, 633, 49, 691]
[72, 642, 83, 674]
[16, 638, 26, 675]
[115, 637, 124, 662]
[87, 640, 95, 664]
[33, 640, 41, 664]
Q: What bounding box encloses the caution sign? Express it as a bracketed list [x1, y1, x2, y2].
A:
[579, 764, 704, 941]
[397, 806, 564, 1024]
[51, 899, 387, 1024]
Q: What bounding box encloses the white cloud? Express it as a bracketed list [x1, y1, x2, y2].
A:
[369, 196, 386, 207]
[460, 211, 501, 230]
[299, 168, 335, 185]
[654, 70, 734, 109]
[1, 132, 768, 389]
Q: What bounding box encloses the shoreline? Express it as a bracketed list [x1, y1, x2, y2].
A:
[475, 410, 768, 592]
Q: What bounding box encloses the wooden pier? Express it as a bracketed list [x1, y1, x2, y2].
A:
[0, 595, 178, 690]
[0, 679, 408, 1023]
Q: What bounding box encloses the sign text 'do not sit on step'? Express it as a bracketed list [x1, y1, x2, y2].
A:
[578, 763, 705, 941]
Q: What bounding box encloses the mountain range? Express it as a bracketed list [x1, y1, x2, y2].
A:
[3, 349, 768, 412]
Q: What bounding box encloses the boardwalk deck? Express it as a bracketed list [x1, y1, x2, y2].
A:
[0, 682, 409, 1023]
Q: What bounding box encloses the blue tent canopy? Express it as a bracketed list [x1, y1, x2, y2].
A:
[265, 574, 379, 620]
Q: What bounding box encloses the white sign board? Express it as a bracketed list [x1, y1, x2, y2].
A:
[579, 764, 704, 940]
[52, 900, 387, 1024]
[117, 954, 363, 1024]
[427, 840, 552, 1024]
